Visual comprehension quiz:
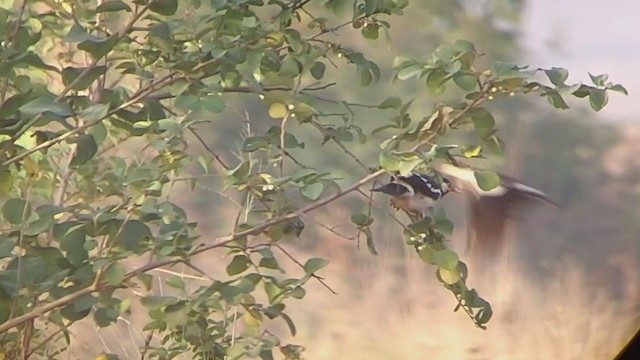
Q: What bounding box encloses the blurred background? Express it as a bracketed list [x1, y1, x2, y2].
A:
[73, 1, 640, 359]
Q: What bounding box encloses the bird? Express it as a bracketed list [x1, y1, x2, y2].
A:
[372, 162, 558, 262]
[370, 172, 459, 221]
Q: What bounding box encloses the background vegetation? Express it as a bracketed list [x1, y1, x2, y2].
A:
[0, 0, 637, 359]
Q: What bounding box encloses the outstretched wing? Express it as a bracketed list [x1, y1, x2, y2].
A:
[432, 162, 557, 261]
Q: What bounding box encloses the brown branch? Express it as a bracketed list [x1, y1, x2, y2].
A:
[0, 169, 385, 333]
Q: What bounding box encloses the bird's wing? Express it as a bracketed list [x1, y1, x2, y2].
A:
[431, 162, 557, 261]
[399, 173, 447, 199]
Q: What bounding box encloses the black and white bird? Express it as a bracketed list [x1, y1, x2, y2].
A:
[372, 162, 557, 261]
[371, 172, 459, 220]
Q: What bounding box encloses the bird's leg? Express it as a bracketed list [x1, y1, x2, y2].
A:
[390, 198, 402, 211]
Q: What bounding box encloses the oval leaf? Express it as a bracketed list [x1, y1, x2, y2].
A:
[434, 248, 459, 270]
[2, 198, 29, 224]
[69, 134, 98, 167]
[474, 170, 501, 191]
[303, 257, 329, 274]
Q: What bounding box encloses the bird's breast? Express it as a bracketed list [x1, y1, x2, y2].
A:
[406, 194, 436, 212]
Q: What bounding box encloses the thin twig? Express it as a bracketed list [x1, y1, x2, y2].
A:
[0, 0, 28, 103]
[139, 330, 154, 360]
[274, 244, 337, 295]
[307, 94, 380, 109]
[25, 327, 64, 358]
[310, 121, 369, 171]
[5, 0, 161, 144]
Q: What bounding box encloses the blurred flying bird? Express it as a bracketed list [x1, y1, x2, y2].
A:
[372, 162, 557, 261]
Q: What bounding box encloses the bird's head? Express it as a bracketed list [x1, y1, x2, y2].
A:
[442, 177, 462, 194]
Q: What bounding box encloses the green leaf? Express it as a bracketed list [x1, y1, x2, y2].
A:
[589, 88, 608, 111]
[462, 145, 482, 158]
[310, 62, 325, 80]
[268, 102, 288, 119]
[473, 170, 501, 191]
[226, 254, 250, 276]
[303, 257, 329, 274]
[61, 66, 107, 91]
[94, 307, 119, 327]
[19, 96, 74, 117]
[79, 103, 110, 122]
[361, 24, 379, 39]
[546, 90, 569, 109]
[259, 257, 280, 270]
[117, 220, 152, 252]
[53, 222, 88, 266]
[290, 286, 306, 299]
[300, 182, 324, 200]
[418, 245, 436, 265]
[104, 262, 126, 286]
[588, 72, 608, 87]
[163, 302, 191, 327]
[360, 69, 373, 86]
[364, 227, 377, 255]
[438, 267, 461, 285]
[24, 205, 58, 236]
[264, 282, 282, 304]
[475, 302, 493, 325]
[544, 67, 569, 86]
[137, 273, 153, 291]
[350, 213, 369, 226]
[175, 94, 200, 111]
[609, 84, 628, 95]
[69, 135, 98, 167]
[434, 218, 454, 235]
[202, 94, 225, 114]
[0, 169, 13, 195]
[3, 198, 29, 224]
[78, 34, 119, 59]
[96, 0, 132, 12]
[378, 97, 402, 110]
[453, 71, 477, 91]
[150, 0, 178, 15]
[280, 312, 297, 336]
[425, 69, 450, 95]
[72, 294, 97, 312]
[434, 249, 459, 270]
[0, 235, 15, 258]
[242, 137, 268, 152]
[379, 151, 423, 176]
[471, 108, 495, 137]
[396, 64, 422, 80]
[141, 296, 179, 310]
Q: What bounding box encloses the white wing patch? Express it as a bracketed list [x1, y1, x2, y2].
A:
[511, 182, 548, 198]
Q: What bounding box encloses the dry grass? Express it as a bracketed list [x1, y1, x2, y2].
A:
[58, 227, 639, 360]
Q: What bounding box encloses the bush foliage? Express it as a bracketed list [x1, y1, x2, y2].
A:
[0, 0, 625, 358]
